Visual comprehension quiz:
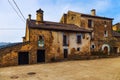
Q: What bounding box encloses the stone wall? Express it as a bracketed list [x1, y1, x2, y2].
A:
[0, 28, 91, 67]
[0, 42, 31, 67]
[60, 11, 113, 53]
[30, 28, 91, 60]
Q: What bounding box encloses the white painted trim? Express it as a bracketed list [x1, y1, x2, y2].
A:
[91, 42, 95, 49]
[102, 44, 110, 55]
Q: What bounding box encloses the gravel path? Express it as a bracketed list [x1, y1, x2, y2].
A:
[0, 57, 120, 80]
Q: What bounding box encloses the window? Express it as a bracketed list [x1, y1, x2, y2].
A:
[71, 14, 76, 20]
[104, 21, 107, 24]
[91, 42, 95, 49]
[77, 48, 80, 51]
[38, 36, 44, 47]
[88, 19, 92, 28]
[63, 34, 68, 46]
[71, 16, 74, 20]
[104, 31, 108, 37]
[77, 34, 82, 44]
[91, 45, 95, 49]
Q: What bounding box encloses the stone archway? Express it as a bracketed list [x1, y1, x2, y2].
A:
[104, 46, 108, 54]
[102, 44, 110, 55]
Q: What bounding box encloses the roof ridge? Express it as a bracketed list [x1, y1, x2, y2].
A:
[68, 10, 113, 20]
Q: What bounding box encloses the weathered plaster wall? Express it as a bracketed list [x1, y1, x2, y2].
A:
[60, 11, 113, 53]
[30, 28, 91, 60]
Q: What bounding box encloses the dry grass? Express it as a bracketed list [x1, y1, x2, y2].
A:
[1, 57, 120, 80]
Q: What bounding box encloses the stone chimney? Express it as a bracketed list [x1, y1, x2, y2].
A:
[36, 8, 44, 24]
[28, 14, 31, 21]
[91, 9, 96, 16]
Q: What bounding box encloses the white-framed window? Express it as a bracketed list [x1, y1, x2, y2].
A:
[91, 43, 95, 49]
[104, 31, 108, 37]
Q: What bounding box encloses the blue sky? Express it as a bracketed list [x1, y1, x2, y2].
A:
[0, 0, 120, 42]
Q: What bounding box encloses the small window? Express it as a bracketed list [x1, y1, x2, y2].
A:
[77, 34, 82, 44]
[38, 36, 44, 47]
[88, 19, 92, 28]
[91, 45, 95, 49]
[77, 48, 80, 51]
[71, 16, 74, 20]
[63, 34, 68, 46]
[104, 21, 107, 24]
[39, 36, 43, 40]
[104, 31, 108, 37]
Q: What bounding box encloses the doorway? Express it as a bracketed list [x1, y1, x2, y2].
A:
[18, 52, 29, 65]
[37, 50, 45, 63]
[113, 47, 118, 53]
[104, 47, 108, 54]
[64, 49, 68, 58]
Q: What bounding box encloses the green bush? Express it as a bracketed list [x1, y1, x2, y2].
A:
[117, 29, 120, 33]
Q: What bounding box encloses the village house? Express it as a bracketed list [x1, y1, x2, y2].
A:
[113, 23, 120, 31]
[0, 9, 91, 67]
[60, 9, 120, 54]
[1, 8, 120, 67]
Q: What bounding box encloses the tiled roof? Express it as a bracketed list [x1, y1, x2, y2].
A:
[68, 11, 114, 20]
[112, 31, 120, 37]
[27, 20, 92, 33]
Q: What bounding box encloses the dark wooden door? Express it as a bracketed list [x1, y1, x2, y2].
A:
[18, 52, 29, 65]
[64, 49, 68, 58]
[37, 50, 45, 63]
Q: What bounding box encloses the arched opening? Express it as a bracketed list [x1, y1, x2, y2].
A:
[38, 36, 44, 47]
[104, 46, 108, 54]
[102, 44, 110, 55]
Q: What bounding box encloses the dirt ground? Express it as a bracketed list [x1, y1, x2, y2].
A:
[1, 57, 120, 80]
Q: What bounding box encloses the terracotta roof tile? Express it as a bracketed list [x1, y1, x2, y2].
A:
[68, 11, 113, 20]
[27, 20, 92, 33]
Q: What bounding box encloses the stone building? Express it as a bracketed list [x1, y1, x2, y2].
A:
[60, 9, 120, 54]
[113, 23, 120, 31]
[0, 9, 91, 67]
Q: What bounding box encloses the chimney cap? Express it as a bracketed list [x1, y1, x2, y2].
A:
[91, 9, 96, 11]
[28, 14, 31, 20]
[28, 14, 31, 16]
[36, 8, 44, 13]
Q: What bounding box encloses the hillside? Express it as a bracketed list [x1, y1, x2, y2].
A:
[0, 42, 9, 46]
[0, 42, 10, 48]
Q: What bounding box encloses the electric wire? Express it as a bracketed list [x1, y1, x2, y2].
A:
[8, 0, 25, 22]
[12, 0, 26, 21]
[8, 0, 25, 23]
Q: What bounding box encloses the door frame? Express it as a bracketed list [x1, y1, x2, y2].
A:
[37, 49, 45, 63]
[18, 52, 29, 65]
